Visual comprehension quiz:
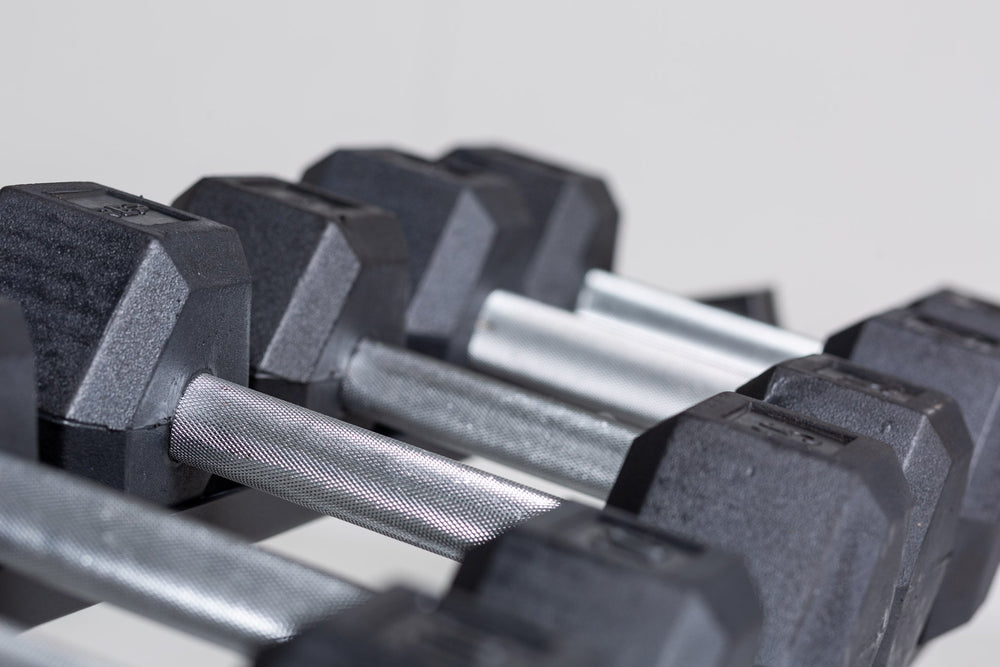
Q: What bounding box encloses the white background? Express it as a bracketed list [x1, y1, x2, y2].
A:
[4, 1, 1000, 663]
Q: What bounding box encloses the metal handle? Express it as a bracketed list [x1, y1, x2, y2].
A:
[0, 452, 368, 654]
[468, 291, 751, 427]
[341, 339, 639, 498]
[577, 270, 822, 371]
[171, 374, 561, 561]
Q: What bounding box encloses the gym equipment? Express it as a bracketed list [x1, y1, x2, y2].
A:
[299, 148, 805, 432]
[256, 587, 600, 667]
[0, 183, 761, 667]
[173, 175, 639, 496]
[182, 171, 964, 665]
[174, 174, 918, 666]
[0, 297, 631, 666]
[546, 280, 1000, 641]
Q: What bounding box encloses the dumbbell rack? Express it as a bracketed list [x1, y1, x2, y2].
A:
[2, 148, 990, 666]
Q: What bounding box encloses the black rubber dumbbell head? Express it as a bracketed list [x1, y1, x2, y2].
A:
[174, 177, 409, 414]
[607, 392, 909, 667]
[302, 149, 533, 363]
[739, 354, 971, 666]
[0, 183, 250, 505]
[451, 502, 762, 667]
[0, 298, 36, 461]
[440, 146, 618, 309]
[256, 587, 596, 667]
[826, 306, 1000, 639]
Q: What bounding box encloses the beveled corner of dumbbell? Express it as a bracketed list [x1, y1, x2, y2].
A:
[606, 392, 908, 666]
[174, 176, 409, 414]
[256, 586, 593, 667]
[302, 148, 533, 363]
[0, 299, 37, 461]
[451, 502, 762, 667]
[440, 146, 618, 309]
[737, 353, 971, 664]
[0, 183, 250, 504]
[910, 287, 1000, 339]
[738, 354, 969, 557]
[826, 304, 1000, 636]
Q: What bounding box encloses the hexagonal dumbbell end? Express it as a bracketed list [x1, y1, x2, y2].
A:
[451, 502, 762, 667]
[302, 149, 534, 363]
[0, 183, 251, 505]
[910, 288, 1000, 338]
[174, 177, 409, 414]
[255, 587, 597, 666]
[738, 354, 971, 667]
[826, 306, 1000, 639]
[0, 299, 36, 461]
[606, 392, 909, 667]
[441, 146, 618, 309]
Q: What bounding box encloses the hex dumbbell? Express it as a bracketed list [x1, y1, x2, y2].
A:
[509, 275, 1000, 642]
[0, 298, 584, 665]
[0, 182, 761, 667]
[154, 176, 909, 665]
[437, 147, 1000, 646]
[299, 148, 813, 432]
[172, 174, 937, 666]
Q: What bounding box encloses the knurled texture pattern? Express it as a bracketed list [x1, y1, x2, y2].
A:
[171, 374, 561, 561]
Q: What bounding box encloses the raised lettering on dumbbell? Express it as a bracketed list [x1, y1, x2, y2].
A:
[98, 202, 148, 218]
[726, 404, 850, 456]
[816, 361, 921, 404]
[907, 314, 999, 353]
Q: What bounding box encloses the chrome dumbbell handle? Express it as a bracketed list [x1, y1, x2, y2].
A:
[577, 270, 821, 370]
[469, 291, 755, 427]
[171, 374, 561, 561]
[0, 452, 367, 653]
[340, 339, 638, 496]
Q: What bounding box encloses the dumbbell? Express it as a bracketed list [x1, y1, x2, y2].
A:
[172, 178, 903, 665]
[298, 148, 811, 427]
[172, 174, 949, 667]
[491, 273, 1000, 641]
[0, 298, 594, 665]
[433, 148, 1000, 642]
[0, 182, 761, 666]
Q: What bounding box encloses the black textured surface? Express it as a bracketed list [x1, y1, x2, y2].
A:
[0, 183, 250, 505]
[827, 306, 1000, 640]
[174, 177, 409, 415]
[910, 288, 1000, 338]
[607, 392, 909, 667]
[0, 300, 36, 460]
[441, 146, 618, 309]
[256, 587, 592, 667]
[738, 354, 971, 667]
[452, 502, 762, 667]
[302, 149, 533, 363]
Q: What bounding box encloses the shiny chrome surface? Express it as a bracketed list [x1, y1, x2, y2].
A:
[342, 340, 638, 497]
[469, 291, 749, 427]
[172, 374, 561, 560]
[0, 453, 367, 654]
[576, 270, 821, 373]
